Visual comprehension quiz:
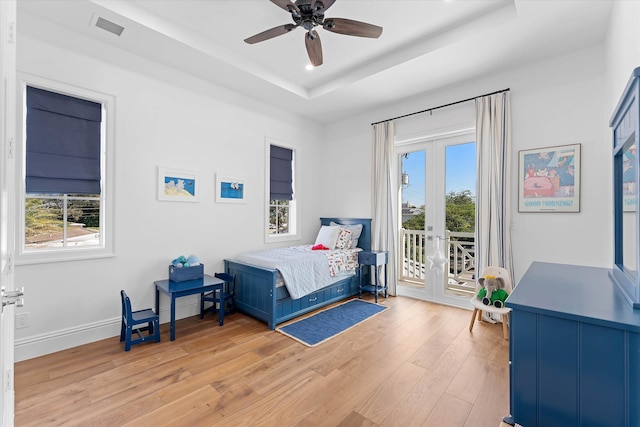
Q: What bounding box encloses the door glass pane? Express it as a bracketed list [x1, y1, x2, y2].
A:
[445, 142, 476, 293]
[400, 151, 426, 284]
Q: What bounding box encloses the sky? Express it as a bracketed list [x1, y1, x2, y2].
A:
[401, 142, 476, 207]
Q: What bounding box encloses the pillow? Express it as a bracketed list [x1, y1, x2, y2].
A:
[335, 228, 353, 249]
[330, 222, 363, 248]
[314, 225, 341, 249]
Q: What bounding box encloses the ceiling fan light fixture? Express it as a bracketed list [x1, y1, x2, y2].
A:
[323, 19, 335, 31]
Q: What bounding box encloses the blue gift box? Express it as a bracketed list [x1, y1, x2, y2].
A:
[169, 264, 204, 282]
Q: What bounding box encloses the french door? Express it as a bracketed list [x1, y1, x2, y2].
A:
[0, 146, 16, 426]
[1, 1, 17, 424]
[396, 131, 476, 308]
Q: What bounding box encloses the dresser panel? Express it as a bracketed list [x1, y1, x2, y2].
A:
[507, 262, 640, 426]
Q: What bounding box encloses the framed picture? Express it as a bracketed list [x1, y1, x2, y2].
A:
[157, 167, 199, 202]
[518, 143, 581, 212]
[216, 174, 245, 203]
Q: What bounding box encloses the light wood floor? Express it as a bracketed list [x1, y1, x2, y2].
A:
[15, 295, 510, 426]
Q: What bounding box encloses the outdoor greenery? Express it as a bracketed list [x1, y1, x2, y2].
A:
[443, 189, 475, 233]
[402, 189, 475, 232]
[269, 199, 289, 234]
[25, 198, 61, 238]
[25, 197, 100, 241]
[402, 190, 476, 272]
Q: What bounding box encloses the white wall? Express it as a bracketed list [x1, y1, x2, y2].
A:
[14, 31, 325, 360]
[606, 0, 640, 113]
[14, 1, 640, 361]
[324, 43, 609, 284]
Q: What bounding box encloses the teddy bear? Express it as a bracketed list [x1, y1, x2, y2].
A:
[477, 274, 509, 308]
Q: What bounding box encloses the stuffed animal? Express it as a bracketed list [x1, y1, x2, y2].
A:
[172, 254, 200, 268]
[477, 275, 509, 308]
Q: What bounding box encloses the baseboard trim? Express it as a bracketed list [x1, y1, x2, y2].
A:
[15, 299, 201, 361]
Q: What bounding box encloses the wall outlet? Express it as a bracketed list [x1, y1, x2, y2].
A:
[15, 312, 29, 329]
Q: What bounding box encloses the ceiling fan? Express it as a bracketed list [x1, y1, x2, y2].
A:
[244, 0, 383, 67]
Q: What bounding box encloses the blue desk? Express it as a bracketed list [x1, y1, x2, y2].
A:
[154, 274, 225, 341]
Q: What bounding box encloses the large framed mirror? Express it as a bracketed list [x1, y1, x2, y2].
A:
[610, 67, 640, 308]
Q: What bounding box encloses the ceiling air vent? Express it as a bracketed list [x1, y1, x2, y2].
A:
[94, 16, 125, 37]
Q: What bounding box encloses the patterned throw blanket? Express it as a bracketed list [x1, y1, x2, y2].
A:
[235, 245, 361, 299]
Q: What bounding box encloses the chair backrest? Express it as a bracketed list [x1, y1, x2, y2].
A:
[120, 290, 132, 318]
[476, 266, 513, 294]
[214, 273, 235, 293]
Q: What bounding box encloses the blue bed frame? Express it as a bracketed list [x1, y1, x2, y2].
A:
[224, 217, 372, 330]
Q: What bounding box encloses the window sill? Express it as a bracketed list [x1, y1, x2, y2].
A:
[15, 247, 115, 265]
[265, 233, 300, 244]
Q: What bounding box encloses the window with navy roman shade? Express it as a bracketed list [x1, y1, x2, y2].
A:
[26, 86, 102, 195]
[270, 145, 293, 200]
[19, 79, 114, 260]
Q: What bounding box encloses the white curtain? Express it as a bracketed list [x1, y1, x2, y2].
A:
[372, 121, 397, 296]
[475, 92, 514, 282]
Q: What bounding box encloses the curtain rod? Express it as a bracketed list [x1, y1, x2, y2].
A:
[371, 88, 510, 126]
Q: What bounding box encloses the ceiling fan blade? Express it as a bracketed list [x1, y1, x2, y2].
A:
[312, 0, 336, 13]
[244, 24, 298, 44]
[270, 0, 301, 15]
[323, 18, 383, 38]
[305, 30, 323, 66]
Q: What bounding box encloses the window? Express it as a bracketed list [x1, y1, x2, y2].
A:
[269, 200, 291, 235]
[17, 76, 114, 263]
[265, 139, 298, 242]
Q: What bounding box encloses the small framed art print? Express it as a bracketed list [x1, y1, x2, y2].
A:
[216, 175, 245, 203]
[158, 167, 199, 202]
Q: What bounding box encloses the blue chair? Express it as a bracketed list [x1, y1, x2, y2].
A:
[120, 290, 160, 351]
[200, 273, 236, 320]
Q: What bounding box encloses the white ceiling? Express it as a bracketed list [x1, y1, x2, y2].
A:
[17, 0, 613, 125]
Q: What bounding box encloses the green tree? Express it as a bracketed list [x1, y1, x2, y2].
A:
[402, 211, 425, 230]
[445, 190, 475, 233]
[401, 190, 475, 232]
[68, 199, 100, 228]
[24, 198, 61, 239]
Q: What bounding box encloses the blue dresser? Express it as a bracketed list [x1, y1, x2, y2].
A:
[507, 262, 640, 426]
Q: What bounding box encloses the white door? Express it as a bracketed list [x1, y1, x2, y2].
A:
[396, 131, 476, 308]
[1, 1, 17, 425]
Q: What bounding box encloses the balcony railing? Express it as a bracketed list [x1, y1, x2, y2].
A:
[400, 228, 476, 292]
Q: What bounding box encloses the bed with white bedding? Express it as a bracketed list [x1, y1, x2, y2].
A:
[224, 217, 371, 329]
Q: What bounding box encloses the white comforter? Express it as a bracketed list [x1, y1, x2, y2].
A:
[235, 245, 361, 299]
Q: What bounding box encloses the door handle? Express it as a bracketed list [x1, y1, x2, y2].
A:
[1, 286, 25, 312]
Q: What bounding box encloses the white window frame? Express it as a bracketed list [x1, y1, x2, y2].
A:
[264, 137, 299, 243]
[15, 73, 115, 264]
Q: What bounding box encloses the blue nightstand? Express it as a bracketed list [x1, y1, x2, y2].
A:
[358, 250, 388, 303]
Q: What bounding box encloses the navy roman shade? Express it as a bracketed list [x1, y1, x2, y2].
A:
[26, 86, 102, 195]
[270, 145, 293, 201]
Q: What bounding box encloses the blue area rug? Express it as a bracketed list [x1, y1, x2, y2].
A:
[277, 299, 387, 347]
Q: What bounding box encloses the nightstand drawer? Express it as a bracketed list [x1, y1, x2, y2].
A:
[358, 251, 388, 266]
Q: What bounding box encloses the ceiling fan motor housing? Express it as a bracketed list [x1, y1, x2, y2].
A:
[292, 1, 325, 30]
